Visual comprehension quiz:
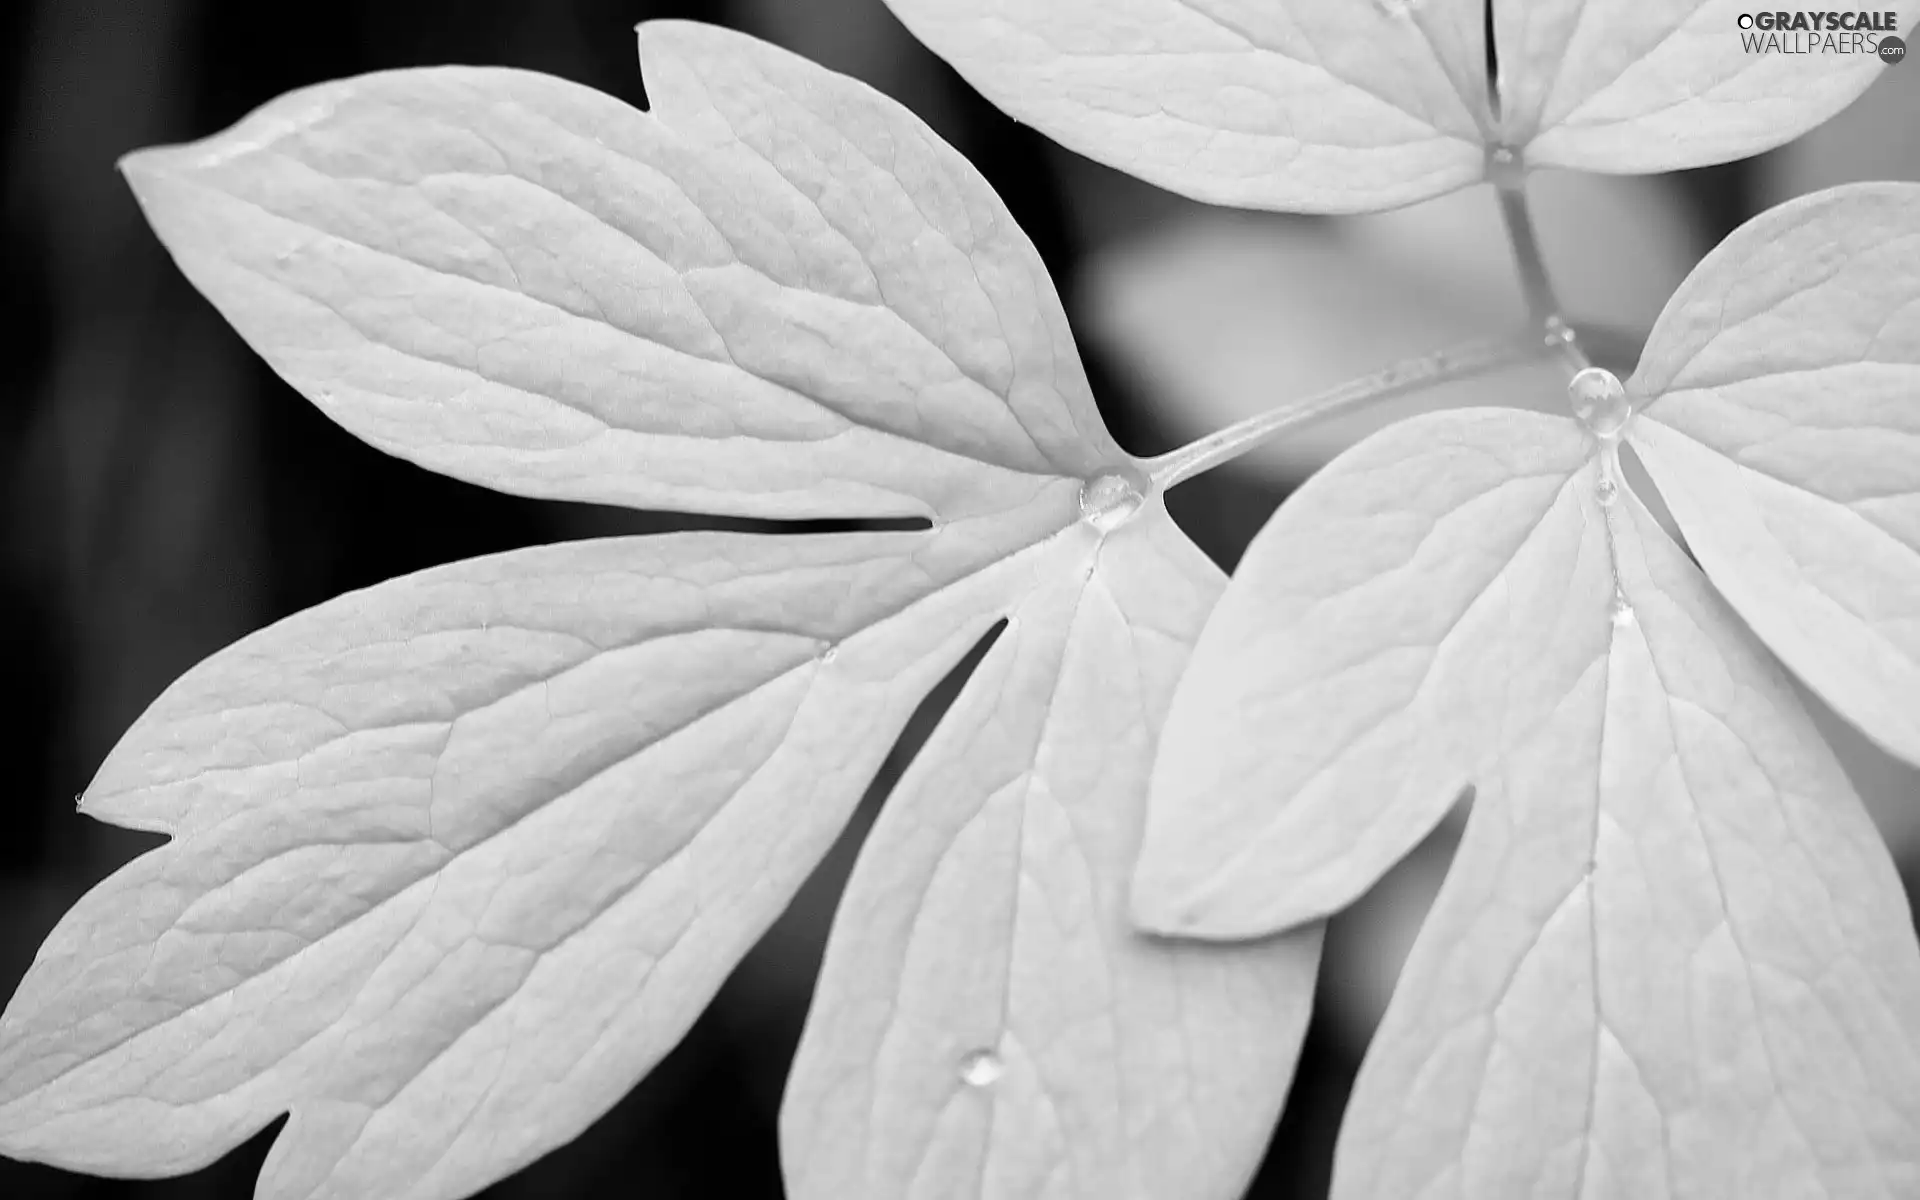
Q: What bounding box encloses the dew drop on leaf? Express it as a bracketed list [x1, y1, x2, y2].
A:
[1542, 315, 1578, 349]
[1486, 145, 1522, 188]
[1079, 467, 1148, 532]
[958, 1048, 1003, 1087]
[1568, 366, 1631, 439]
[1595, 476, 1617, 506]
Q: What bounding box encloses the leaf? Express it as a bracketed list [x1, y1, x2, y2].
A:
[1496, 0, 1905, 175]
[0, 531, 1018, 1191]
[1332, 475, 1920, 1199]
[120, 21, 1119, 523]
[1628, 181, 1920, 766]
[0, 20, 1316, 1200]
[879, 0, 1490, 213]
[1131, 408, 1600, 936]
[782, 508, 1318, 1200]
[881, 0, 1902, 213]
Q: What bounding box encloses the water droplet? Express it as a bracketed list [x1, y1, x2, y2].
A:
[959, 1049, 1003, 1087]
[820, 645, 839, 664]
[1567, 366, 1632, 439]
[1079, 468, 1147, 533]
[1595, 476, 1618, 506]
[1542, 315, 1578, 348]
[1486, 144, 1523, 187]
[1609, 591, 1635, 627]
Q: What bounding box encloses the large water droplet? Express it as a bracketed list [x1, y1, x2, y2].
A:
[1609, 591, 1635, 627]
[1595, 476, 1618, 506]
[1568, 367, 1632, 439]
[958, 1049, 1003, 1087]
[1079, 468, 1147, 532]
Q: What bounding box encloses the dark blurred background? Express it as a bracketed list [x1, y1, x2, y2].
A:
[0, 2, 1914, 1197]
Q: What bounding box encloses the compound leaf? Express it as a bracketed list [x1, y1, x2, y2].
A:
[2, 20, 1316, 1200]
[1132, 408, 1599, 938]
[882, 0, 1903, 213]
[1499, 1, 1907, 175]
[1332, 473, 1920, 1199]
[120, 19, 1117, 524]
[1629, 181, 1920, 766]
[783, 507, 1317, 1200]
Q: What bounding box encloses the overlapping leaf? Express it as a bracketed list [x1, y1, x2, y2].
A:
[881, 0, 1909, 212]
[1627, 182, 1920, 765]
[0, 21, 1316, 1200]
[1134, 399, 1920, 1191]
[1338, 481, 1920, 1199]
[1132, 409, 1600, 934]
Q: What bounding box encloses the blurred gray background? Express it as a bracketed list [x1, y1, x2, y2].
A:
[1, 1, 1914, 1196]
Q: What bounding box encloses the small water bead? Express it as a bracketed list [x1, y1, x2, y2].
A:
[1567, 366, 1632, 439]
[1487, 145, 1523, 188]
[958, 1049, 1003, 1088]
[1542, 315, 1578, 349]
[1595, 476, 1618, 506]
[1609, 591, 1635, 627]
[1079, 468, 1148, 532]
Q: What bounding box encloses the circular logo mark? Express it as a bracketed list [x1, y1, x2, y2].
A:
[1882, 35, 1908, 64]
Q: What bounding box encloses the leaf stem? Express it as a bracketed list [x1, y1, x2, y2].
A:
[1495, 173, 1591, 376]
[1144, 334, 1544, 489]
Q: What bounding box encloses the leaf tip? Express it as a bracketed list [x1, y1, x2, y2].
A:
[73, 786, 174, 839]
[115, 145, 167, 191]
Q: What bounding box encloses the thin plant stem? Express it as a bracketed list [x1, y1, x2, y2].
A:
[1495, 176, 1592, 376]
[1144, 334, 1544, 488]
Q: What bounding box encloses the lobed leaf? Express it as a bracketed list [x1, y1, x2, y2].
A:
[1499, 0, 1907, 176]
[0, 530, 1029, 1194]
[882, 0, 1907, 212]
[120, 20, 1119, 524]
[783, 508, 1317, 1200]
[1629, 181, 1920, 766]
[878, 0, 1491, 213]
[1132, 408, 1599, 936]
[3, 20, 1316, 1200]
[1332, 474, 1920, 1199]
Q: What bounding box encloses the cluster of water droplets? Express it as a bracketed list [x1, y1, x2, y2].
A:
[1566, 366, 1639, 628]
[1079, 466, 1148, 533]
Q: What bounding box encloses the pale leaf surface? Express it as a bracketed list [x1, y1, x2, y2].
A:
[1132, 408, 1598, 938]
[1332, 477, 1920, 1200]
[782, 506, 1318, 1200]
[884, 0, 1903, 212]
[878, 0, 1491, 213]
[1498, 1, 1908, 175]
[1629, 181, 1920, 765]
[120, 20, 1115, 523]
[0, 529, 1052, 1198]
[3, 20, 1313, 1200]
